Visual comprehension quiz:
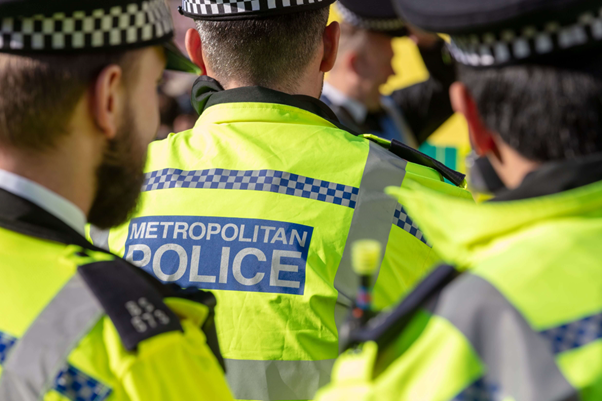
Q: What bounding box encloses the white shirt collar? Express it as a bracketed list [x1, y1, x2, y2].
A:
[322, 82, 368, 124]
[0, 170, 87, 236]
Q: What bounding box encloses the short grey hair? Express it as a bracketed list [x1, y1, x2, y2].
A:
[195, 8, 329, 92]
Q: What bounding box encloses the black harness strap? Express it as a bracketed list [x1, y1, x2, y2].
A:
[341, 264, 459, 352]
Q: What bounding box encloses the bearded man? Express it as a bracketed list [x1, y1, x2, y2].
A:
[0, 0, 233, 400]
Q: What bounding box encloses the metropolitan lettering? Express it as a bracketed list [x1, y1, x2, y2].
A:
[129, 220, 308, 246]
[124, 216, 312, 295]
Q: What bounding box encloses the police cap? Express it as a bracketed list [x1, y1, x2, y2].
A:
[336, 0, 407, 37]
[393, 0, 602, 67]
[0, 0, 198, 73]
[179, 0, 336, 21]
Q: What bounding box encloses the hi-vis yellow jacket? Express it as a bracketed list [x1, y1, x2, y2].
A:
[97, 78, 472, 401]
[0, 188, 233, 401]
[317, 155, 602, 401]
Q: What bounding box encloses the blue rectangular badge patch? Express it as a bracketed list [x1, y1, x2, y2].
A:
[124, 216, 313, 295]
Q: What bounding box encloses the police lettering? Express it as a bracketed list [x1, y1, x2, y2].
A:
[127, 243, 305, 288]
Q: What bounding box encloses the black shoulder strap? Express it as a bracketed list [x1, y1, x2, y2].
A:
[78, 258, 183, 351]
[389, 139, 467, 187]
[341, 264, 459, 352]
[78, 259, 226, 370]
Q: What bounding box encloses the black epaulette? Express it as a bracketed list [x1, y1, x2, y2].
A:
[78, 258, 184, 351]
[362, 135, 467, 187]
[389, 139, 466, 187]
[341, 264, 459, 352]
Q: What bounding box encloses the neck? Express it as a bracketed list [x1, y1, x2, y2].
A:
[0, 142, 98, 217]
[489, 143, 541, 189]
[206, 69, 323, 98]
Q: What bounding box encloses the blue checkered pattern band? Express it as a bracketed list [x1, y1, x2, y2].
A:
[0, 330, 17, 365]
[181, 0, 334, 18]
[453, 377, 500, 401]
[142, 168, 360, 209]
[0, 329, 112, 400]
[540, 311, 602, 354]
[54, 364, 112, 401]
[392, 204, 429, 246]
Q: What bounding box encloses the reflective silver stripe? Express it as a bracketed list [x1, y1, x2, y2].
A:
[0, 274, 103, 401]
[436, 274, 579, 401]
[89, 226, 110, 251]
[334, 141, 407, 327]
[224, 358, 336, 401]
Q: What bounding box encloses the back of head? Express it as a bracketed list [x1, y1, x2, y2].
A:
[459, 62, 602, 163]
[195, 8, 329, 92]
[393, 0, 602, 164]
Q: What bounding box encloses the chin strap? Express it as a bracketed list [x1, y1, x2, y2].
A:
[340, 264, 460, 353]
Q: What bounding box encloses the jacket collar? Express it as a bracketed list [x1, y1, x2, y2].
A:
[0, 189, 101, 252]
[386, 154, 602, 269]
[190, 76, 361, 135]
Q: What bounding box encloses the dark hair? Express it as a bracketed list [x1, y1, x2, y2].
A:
[0, 51, 138, 151]
[195, 8, 330, 91]
[459, 63, 602, 162]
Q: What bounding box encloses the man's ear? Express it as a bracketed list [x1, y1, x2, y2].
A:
[348, 53, 361, 76]
[450, 82, 497, 157]
[320, 21, 341, 73]
[185, 28, 206, 75]
[92, 64, 123, 141]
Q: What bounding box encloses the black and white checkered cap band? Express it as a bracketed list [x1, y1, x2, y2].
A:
[0, 0, 174, 52]
[449, 8, 602, 67]
[181, 0, 332, 18]
[336, 3, 405, 32]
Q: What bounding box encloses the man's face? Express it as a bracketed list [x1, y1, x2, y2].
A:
[357, 32, 395, 109]
[129, 47, 167, 150]
[88, 46, 166, 229]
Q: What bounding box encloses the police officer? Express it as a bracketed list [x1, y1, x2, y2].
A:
[96, 1, 472, 400]
[0, 0, 233, 400]
[322, 0, 456, 148]
[316, 0, 602, 399]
